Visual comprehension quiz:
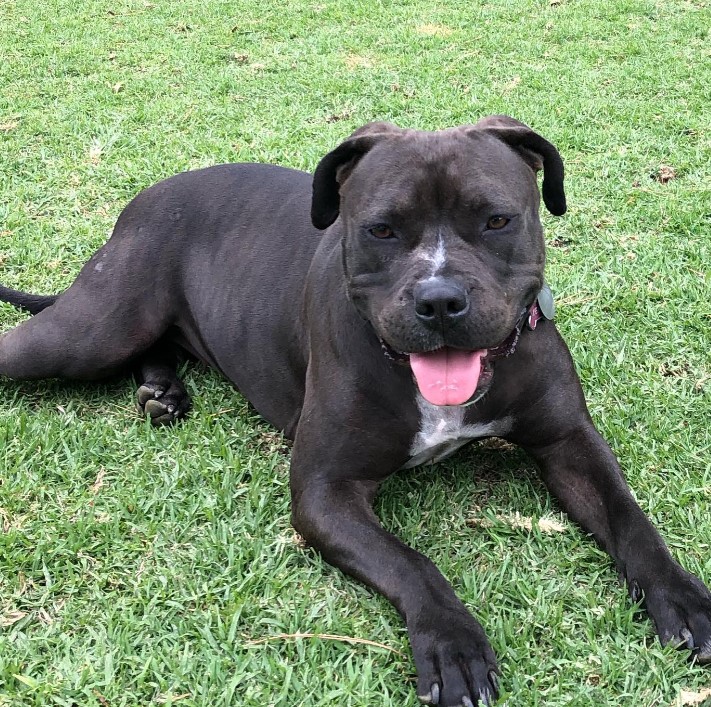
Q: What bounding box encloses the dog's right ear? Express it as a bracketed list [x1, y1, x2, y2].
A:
[311, 122, 402, 230]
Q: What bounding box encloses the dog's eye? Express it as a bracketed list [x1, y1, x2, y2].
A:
[486, 216, 510, 230]
[369, 225, 395, 239]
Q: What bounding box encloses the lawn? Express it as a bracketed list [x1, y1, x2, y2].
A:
[1, 0, 710, 705]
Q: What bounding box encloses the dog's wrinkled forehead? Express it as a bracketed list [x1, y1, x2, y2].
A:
[310, 117, 566, 230]
[341, 130, 538, 218]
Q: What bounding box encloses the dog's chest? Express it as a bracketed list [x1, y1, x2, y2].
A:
[402, 396, 511, 469]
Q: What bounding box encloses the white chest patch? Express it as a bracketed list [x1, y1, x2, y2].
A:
[402, 395, 512, 469]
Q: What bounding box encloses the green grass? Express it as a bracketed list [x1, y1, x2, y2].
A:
[1, 0, 710, 704]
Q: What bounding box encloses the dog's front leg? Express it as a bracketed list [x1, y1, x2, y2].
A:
[524, 422, 711, 661]
[290, 419, 500, 706]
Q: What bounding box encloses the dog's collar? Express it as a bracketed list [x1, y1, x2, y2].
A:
[529, 281, 555, 330]
[481, 282, 555, 361]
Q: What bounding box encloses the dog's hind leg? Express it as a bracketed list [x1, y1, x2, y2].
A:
[1, 281, 190, 424]
[135, 340, 191, 425]
[0, 270, 174, 382]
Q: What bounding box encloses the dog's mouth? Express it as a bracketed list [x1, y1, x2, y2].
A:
[380, 289, 550, 407]
[379, 321, 522, 407]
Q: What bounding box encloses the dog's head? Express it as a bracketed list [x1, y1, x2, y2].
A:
[311, 116, 566, 406]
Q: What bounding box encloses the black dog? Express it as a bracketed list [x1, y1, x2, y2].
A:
[2, 116, 709, 706]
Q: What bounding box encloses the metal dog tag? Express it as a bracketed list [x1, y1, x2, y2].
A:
[538, 283, 555, 320]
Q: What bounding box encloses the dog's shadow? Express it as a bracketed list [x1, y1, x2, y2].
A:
[375, 438, 558, 545]
[1, 367, 566, 552]
[1, 370, 549, 517]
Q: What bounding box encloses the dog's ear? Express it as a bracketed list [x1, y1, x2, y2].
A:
[311, 122, 402, 230]
[468, 115, 567, 216]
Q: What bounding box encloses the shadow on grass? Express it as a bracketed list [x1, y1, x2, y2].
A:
[378, 438, 545, 511]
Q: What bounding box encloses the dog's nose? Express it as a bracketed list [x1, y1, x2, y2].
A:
[414, 278, 470, 326]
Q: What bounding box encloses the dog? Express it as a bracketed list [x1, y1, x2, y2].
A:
[2, 115, 710, 706]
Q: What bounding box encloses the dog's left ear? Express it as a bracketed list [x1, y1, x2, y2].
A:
[311, 122, 403, 230]
[468, 115, 567, 216]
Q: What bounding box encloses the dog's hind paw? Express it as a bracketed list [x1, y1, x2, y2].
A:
[137, 381, 191, 425]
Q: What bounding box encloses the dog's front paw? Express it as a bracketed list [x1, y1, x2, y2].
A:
[635, 567, 711, 663]
[137, 380, 191, 425]
[410, 609, 499, 706]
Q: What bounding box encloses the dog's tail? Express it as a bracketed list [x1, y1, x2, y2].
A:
[0, 284, 59, 314]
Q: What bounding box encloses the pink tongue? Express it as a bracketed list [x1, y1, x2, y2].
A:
[409, 348, 486, 406]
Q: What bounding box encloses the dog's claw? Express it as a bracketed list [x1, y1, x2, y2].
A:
[696, 639, 711, 664]
[680, 627, 695, 650]
[418, 682, 440, 705]
[630, 579, 642, 603]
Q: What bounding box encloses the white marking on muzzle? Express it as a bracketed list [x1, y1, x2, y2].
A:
[415, 233, 447, 278]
